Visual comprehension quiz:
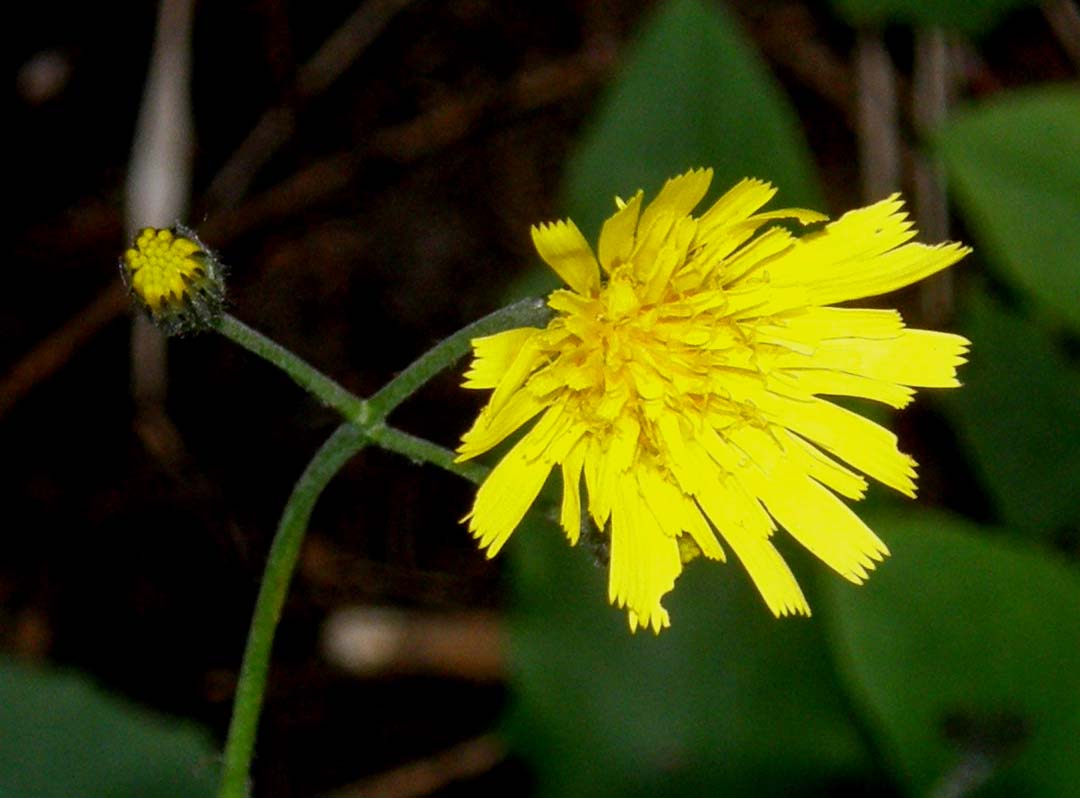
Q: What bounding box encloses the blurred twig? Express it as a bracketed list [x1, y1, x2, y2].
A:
[912, 28, 952, 243]
[930, 711, 1030, 798]
[2, 1, 407, 421]
[0, 44, 609, 421]
[321, 607, 505, 681]
[928, 752, 996, 798]
[323, 734, 506, 798]
[126, 0, 196, 464]
[128, 0, 195, 232]
[0, 284, 127, 417]
[855, 32, 901, 202]
[204, 0, 417, 211]
[913, 27, 956, 325]
[1043, 0, 1080, 68]
[204, 48, 614, 241]
[749, 3, 856, 124]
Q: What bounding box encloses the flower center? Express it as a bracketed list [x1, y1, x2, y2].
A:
[122, 228, 207, 311]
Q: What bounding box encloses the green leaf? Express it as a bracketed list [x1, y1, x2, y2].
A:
[510, 0, 823, 301]
[504, 517, 877, 798]
[822, 509, 1080, 797]
[568, 0, 821, 236]
[936, 86, 1080, 332]
[937, 285, 1080, 539]
[0, 657, 219, 798]
[829, 0, 1036, 36]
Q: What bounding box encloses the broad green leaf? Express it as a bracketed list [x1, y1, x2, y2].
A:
[0, 657, 219, 798]
[937, 86, 1080, 332]
[937, 286, 1080, 539]
[568, 0, 821, 236]
[511, 0, 822, 300]
[822, 509, 1080, 797]
[829, 0, 1036, 35]
[504, 516, 877, 798]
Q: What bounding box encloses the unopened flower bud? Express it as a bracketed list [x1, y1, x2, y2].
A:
[120, 226, 225, 335]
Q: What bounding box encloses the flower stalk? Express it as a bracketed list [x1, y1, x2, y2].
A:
[217, 422, 366, 798]
[207, 297, 551, 797]
[215, 314, 369, 423]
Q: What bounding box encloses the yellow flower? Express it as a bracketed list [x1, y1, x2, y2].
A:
[120, 226, 225, 335]
[457, 169, 970, 633]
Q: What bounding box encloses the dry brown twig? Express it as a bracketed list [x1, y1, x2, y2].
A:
[321, 606, 505, 682]
[912, 27, 957, 325]
[1, 15, 610, 420]
[125, 0, 196, 463]
[855, 32, 901, 203]
[203, 0, 418, 211]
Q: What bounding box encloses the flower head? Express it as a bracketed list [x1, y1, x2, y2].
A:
[457, 169, 970, 633]
[120, 226, 225, 335]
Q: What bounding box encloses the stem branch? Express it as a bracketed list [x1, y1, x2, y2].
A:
[366, 297, 549, 419]
[216, 314, 368, 423]
[214, 296, 548, 795]
[367, 423, 489, 485]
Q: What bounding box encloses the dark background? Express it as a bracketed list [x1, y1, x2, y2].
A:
[5, 1, 1074, 796]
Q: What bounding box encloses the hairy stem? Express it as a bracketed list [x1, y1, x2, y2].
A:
[218, 423, 366, 798]
[215, 296, 548, 795]
[216, 313, 369, 423]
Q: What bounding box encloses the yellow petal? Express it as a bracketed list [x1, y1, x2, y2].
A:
[464, 436, 552, 556]
[559, 438, 588, 544]
[766, 307, 905, 340]
[754, 393, 918, 497]
[457, 388, 547, 460]
[842, 329, 970, 387]
[695, 477, 810, 617]
[531, 220, 601, 296]
[606, 414, 640, 478]
[583, 436, 613, 529]
[637, 464, 725, 559]
[695, 177, 776, 239]
[486, 335, 545, 417]
[731, 428, 888, 581]
[759, 196, 971, 309]
[767, 311, 970, 389]
[764, 472, 888, 582]
[635, 464, 684, 539]
[637, 168, 713, 237]
[608, 478, 681, 634]
[716, 226, 796, 286]
[627, 360, 665, 401]
[680, 498, 726, 562]
[785, 369, 917, 409]
[785, 331, 968, 391]
[745, 207, 829, 226]
[597, 190, 643, 273]
[783, 430, 868, 500]
[525, 407, 586, 475]
[641, 217, 697, 303]
[655, 414, 700, 493]
[462, 327, 540, 389]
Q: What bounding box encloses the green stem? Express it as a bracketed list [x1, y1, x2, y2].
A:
[218, 423, 366, 798]
[216, 314, 369, 424]
[366, 296, 549, 419]
[366, 423, 490, 485]
[214, 297, 549, 796]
